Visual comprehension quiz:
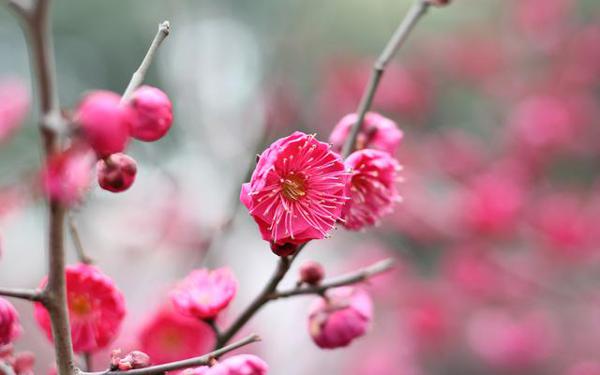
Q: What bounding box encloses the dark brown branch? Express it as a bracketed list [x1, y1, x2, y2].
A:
[0, 287, 43, 302]
[341, 0, 430, 158]
[81, 334, 261, 375]
[269, 258, 394, 299]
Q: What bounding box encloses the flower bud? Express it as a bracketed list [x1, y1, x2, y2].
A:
[0, 297, 21, 345]
[112, 350, 151, 371]
[97, 153, 137, 193]
[270, 242, 299, 257]
[307, 287, 372, 349]
[299, 260, 325, 285]
[76, 90, 131, 158]
[127, 86, 173, 142]
[41, 147, 94, 206]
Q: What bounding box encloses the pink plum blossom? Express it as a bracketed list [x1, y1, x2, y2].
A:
[0, 77, 29, 144]
[182, 355, 268, 375]
[329, 112, 403, 155]
[0, 297, 21, 345]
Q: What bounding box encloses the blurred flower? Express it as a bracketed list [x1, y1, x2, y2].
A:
[183, 355, 268, 375]
[137, 305, 214, 364]
[0, 345, 34, 375]
[329, 112, 403, 155]
[240, 132, 348, 248]
[127, 85, 173, 142]
[0, 297, 21, 345]
[307, 286, 372, 349]
[34, 264, 126, 353]
[467, 309, 557, 370]
[564, 361, 600, 375]
[0, 77, 28, 144]
[76, 90, 131, 158]
[97, 153, 138, 193]
[170, 267, 238, 320]
[342, 149, 402, 231]
[40, 146, 95, 206]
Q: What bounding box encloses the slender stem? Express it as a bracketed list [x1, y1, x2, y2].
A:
[121, 20, 171, 103]
[81, 334, 261, 375]
[12, 1, 76, 374]
[204, 318, 222, 339]
[216, 250, 298, 348]
[341, 0, 430, 158]
[0, 361, 16, 375]
[269, 258, 394, 299]
[0, 287, 43, 301]
[67, 213, 93, 264]
[83, 353, 92, 372]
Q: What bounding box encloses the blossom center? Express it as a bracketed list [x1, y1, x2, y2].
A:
[70, 294, 92, 317]
[281, 173, 306, 201]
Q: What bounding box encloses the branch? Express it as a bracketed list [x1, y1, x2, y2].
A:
[121, 20, 171, 103]
[0, 287, 43, 302]
[216, 244, 306, 348]
[341, 0, 430, 158]
[269, 258, 394, 299]
[80, 334, 261, 375]
[67, 213, 93, 264]
[0, 361, 16, 375]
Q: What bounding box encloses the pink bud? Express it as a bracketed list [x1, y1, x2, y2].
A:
[299, 260, 325, 285]
[76, 91, 131, 158]
[127, 85, 173, 142]
[0, 297, 21, 346]
[116, 351, 151, 371]
[183, 355, 268, 375]
[13, 351, 35, 373]
[307, 287, 373, 349]
[97, 153, 137, 193]
[270, 242, 299, 257]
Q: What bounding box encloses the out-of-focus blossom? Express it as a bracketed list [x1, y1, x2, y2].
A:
[182, 355, 268, 375]
[127, 85, 173, 142]
[137, 305, 214, 364]
[427, 129, 485, 178]
[41, 147, 95, 206]
[564, 361, 600, 375]
[298, 260, 325, 285]
[329, 112, 403, 155]
[512, 0, 574, 48]
[342, 149, 402, 231]
[241, 132, 348, 248]
[467, 309, 557, 370]
[307, 287, 372, 349]
[0, 345, 34, 375]
[0, 298, 21, 345]
[34, 264, 126, 353]
[0, 77, 28, 143]
[76, 90, 131, 158]
[110, 349, 151, 371]
[531, 193, 594, 259]
[170, 267, 238, 320]
[459, 170, 525, 237]
[97, 153, 138, 193]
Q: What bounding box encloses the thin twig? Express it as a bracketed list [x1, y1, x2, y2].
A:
[204, 318, 222, 339]
[269, 258, 394, 299]
[80, 334, 261, 375]
[216, 245, 305, 348]
[68, 213, 93, 264]
[0, 361, 16, 375]
[121, 20, 171, 103]
[0, 287, 43, 302]
[83, 353, 92, 372]
[341, 0, 430, 158]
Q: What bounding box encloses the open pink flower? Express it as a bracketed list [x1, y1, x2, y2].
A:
[329, 112, 403, 155]
[34, 264, 126, 353]
[138, 305, 214, 364]
[0, 297, 21, 345]
[307, 286, 373, 349]
[170, 267, 238, 320]
[0, 77, 29, 144]
[342, 149, 402, 230]
[183, 355, 268, 375]
[241, 132, 348, 247]
[41, 146, 95, 206]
